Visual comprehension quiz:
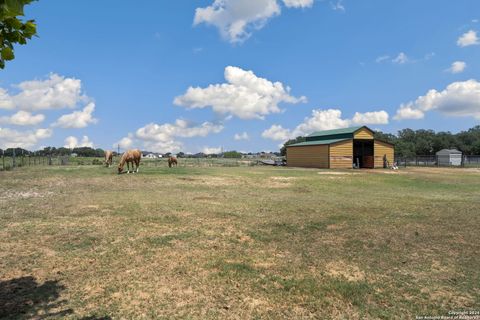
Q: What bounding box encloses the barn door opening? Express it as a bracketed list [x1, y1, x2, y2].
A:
[353, 140, 374, 168]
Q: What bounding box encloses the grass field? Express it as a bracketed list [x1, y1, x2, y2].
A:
[0, 166, 479, 319]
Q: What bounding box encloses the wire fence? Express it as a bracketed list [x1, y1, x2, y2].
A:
[394, 155, 480, 168]
[4, 154, 480, 171]
[0, 155, 262, 171]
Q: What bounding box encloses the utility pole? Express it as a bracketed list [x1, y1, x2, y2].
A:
[117, 144, 120, 155]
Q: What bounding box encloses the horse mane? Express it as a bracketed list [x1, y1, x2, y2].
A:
[118, 151, 129, 169]
[119, 150, 141, 168]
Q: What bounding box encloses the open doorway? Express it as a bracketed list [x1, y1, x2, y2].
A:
[353, 140, 374, 168]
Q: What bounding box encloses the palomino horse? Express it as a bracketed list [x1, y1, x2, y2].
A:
[118, 149, 141, 174]
[104, 150, 113, 167]
[168, 156, 177, 168]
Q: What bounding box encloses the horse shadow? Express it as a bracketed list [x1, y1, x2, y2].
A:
[0, 276, 111, 320]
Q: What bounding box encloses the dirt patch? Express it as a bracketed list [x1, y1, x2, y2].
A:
[192, 196, 223, 205]
[202, 176, 239, 186]
[1, 190, 54, 200]
[326, 261, 365, 281]
[82, 205, 100, 210]
[317, 171, 359, 175]
[268, 176, 296, 188]
[364, 169, 408, 174]
[178, 176, 238, 187]
[193, 196, 216, 201]
[406, 167, 480, 174]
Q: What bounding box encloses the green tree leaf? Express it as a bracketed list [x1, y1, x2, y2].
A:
[0, 0, 37, 69]
[1, 47, 14, 60]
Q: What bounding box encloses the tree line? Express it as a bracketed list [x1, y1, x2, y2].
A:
[281, 126, 480, 157]
[0, 147, 245, 158]
[0, 147, 108, 157]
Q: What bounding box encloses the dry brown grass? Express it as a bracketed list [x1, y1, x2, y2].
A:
[0, 165, 479, 319]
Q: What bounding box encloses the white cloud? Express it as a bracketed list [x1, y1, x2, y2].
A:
[234, 132, 250, 140]
[261, 124, 292, 141]
[136, 120, 223, 140]
[0, 88, 15, 110]
[202, 146, 223, 154]
[194, 0, 313, 43]
[174, 66, 306, 120]
[351, 111, 389, 125]
[375, 55, 390, 63]
[392, 52, 409, 64]
[64, 135, 94, 149]
[52, 102, 98, 129]
[0, 111, 45, 126]
[0, 127, 52, 149]
[284, 0, 314, 8]
[378, 52, 433, 64]
[0, 73, 88, 111]
[262, 109, 389, 141]
[457, 30, 479, 47]
[393, 105, 425, 120]
[114, 133, 134, 150]
[330, 0, 345, 11]
[292, 109, 351, 137]
[446, 61, 467, 74]
[118, 119, 224, 153]
[394, 79, 480, 120]
[64, 136, 78, 149]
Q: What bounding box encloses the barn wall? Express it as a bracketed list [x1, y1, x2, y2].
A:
[330, 140, 353, 169]
[286, 145, 329, 168]
[354, 128, 374, 140]
[374, 141, 394, 168]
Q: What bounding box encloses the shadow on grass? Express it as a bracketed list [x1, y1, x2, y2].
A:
[0, 276, 111, 320]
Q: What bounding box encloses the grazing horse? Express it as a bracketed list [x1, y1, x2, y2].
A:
[168, 156, 177, 168]
[104, 150, 113, 167]
[118, 149, 141, 174]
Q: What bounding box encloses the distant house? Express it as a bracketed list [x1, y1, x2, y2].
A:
[436, 149, 462, 166]
[143, 152, 159, 159]
[71, 153, 78, 158]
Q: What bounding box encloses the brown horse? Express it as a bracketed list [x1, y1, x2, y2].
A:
[118, 149, 141, 174]
[104, 150, 113, 167]
[168, 156, 177, 168]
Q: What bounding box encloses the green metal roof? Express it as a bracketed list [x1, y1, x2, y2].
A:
[287, 138, 351, 147]
[308, 126, 367, 138]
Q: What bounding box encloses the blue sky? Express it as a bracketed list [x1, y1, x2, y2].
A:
[0, 0, 479, 153]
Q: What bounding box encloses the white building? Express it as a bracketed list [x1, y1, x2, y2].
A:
[436, 149, 462, 166]
[144, 153, 158, 159]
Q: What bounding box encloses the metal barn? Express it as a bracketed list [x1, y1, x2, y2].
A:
[286, 126, 394, 169]
[436, 149, 463, 166]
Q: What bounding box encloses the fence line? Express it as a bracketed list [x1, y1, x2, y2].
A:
[0, 155, 261, 171]
[394, 155, 480, 168]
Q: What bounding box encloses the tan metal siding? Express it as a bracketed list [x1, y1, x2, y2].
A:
[354, 128, 374, 140]
[286, 145, 329, 168]
[374, 141, 394, 168]
[330, 140, 353, 169]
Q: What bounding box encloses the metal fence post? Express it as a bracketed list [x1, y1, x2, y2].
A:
[12, 148, 16, 169]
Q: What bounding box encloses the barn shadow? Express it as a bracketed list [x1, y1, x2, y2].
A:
[0, 276, 112, 320]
